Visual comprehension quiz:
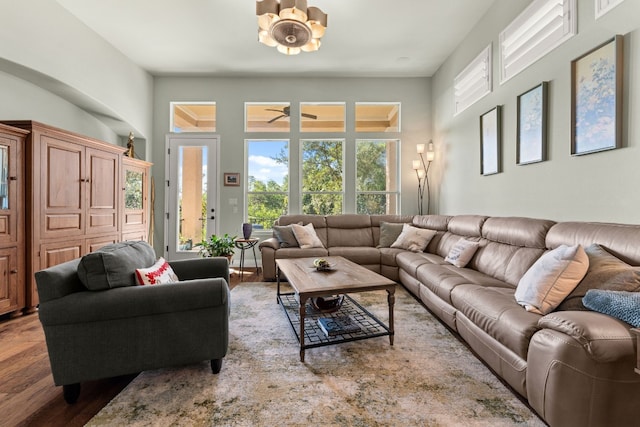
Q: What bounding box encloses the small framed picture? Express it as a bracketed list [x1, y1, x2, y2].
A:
[480, 106, 502, 176]
[517, 82, 548, 165]
[571, 35, 623, 156]
[223, 172, 240, 186]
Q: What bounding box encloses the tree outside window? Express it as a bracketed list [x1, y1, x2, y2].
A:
[246, 140, 289, 229]
[356, 139, 399, 215]
[301, 139, 343, 215]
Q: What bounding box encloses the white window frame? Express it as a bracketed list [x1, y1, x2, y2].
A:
[454, 44, 492, 116]
[169, 101, 216, 133]
[499, 0, 577, 84]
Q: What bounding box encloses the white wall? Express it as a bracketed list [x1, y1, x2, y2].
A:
[431, 0, 640, 223]
[0, 0, 153, 145]
[152, 77, 431, 250]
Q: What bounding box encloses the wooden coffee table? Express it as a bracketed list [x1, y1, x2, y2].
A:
[276, 256, 396, 362]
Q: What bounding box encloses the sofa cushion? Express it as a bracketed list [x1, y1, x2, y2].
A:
[583, 289, 640, 327]
[377, 222, 405, 248]
[396, 251, 445, 277]
[77, 241, 156, 291]
[292, 223, 325, 249]
[327, 247, 380, 265]
[391, 224, 436, 252]
[514, 245, 589, 315]
[451, 285, 542, 359]
[135, 257, 179, 285]
[273, 224, 300, 248]
[445, 238, 481, 268]
[557, 244, 640, 311]
[325, 214, 375, 247]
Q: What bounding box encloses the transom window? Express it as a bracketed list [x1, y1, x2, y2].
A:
[245, 102, 291, 132]
[300, 102, 345, 132]
[355, 102, 400, 132]
[170, 102, 216, 132]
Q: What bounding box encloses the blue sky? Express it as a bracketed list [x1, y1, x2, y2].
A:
[247, 140, 288, 186]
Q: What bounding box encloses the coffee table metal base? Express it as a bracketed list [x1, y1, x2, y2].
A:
[277, 291, 394, 362]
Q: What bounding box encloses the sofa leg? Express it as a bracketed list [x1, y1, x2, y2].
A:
[211, 358, 223, 374]
[63, 383, 81, 404]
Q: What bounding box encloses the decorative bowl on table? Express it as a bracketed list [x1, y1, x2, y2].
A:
[311, 295, 345, 313]
[313, 258, 332, 271]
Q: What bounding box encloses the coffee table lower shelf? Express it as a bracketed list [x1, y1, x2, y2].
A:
[277, 292, 392, 359]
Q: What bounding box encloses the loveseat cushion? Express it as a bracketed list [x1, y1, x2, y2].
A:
[451, 285, 542, 359]
[77, 241, 156, 291]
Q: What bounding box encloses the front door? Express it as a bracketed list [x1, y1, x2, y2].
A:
[165, 133, 219, 260]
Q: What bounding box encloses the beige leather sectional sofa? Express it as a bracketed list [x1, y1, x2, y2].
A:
[259, 214, 640, 427]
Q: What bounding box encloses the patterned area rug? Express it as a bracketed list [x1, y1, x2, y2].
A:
[88, 282, 544, 426]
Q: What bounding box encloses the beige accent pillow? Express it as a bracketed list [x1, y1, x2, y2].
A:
[445, 238, 480, 268]
[291, 223, 325, 249]
[514, 244, 589, 315]
[390, 224, 437, 253]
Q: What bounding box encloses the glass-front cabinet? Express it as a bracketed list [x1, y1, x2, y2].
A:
[0, 123, 26, 317]
[122, 157, 152, 242]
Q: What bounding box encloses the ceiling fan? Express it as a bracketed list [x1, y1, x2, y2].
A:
[265, 106, 317, 123]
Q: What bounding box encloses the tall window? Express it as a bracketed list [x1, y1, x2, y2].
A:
[301, 139, 343, 215]
[246, 140, 289, 229]
[356, 140, 399, 214]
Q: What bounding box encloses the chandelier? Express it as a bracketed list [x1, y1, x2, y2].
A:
[256, 0, 327, 55]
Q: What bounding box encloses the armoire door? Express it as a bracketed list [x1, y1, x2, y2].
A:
[0, 134, 18, 245]
[86, 147, 119, 235]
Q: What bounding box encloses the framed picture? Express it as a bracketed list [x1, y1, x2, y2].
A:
[517, 82, 548, 165]
[571, 35, 623, 156]
[480, 106, 502, 176]
[223, 172, 240, 186]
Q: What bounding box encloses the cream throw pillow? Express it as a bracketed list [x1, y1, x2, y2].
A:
[291, 223, 325, 249]
[514, 244, 589, 315]
[445, 238, 480, 268]
[390, 224, 437, 253]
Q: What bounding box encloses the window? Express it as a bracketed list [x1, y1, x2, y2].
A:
[245, 102, 291, 132]
[246, 140, 289, 229]
[499, 0, 576, 84]
[300, 102, 345, 132]
[454, 45, 492, 115]
[301, 139, 343, 215]
[170, 102, 216, 132]
[355, 103, 401, 132]
[356, 140, 399, 215]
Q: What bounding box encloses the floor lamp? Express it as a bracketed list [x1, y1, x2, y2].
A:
[412, 141, 435, 215]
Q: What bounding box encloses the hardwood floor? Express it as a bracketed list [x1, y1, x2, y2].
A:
[0, 268, 257, 427]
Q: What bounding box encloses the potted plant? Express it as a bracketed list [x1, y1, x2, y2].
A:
[199, 233, 237, 260]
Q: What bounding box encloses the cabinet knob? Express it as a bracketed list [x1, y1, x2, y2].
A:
[9, 176, 17, 181]
[10, 269, 17, 274]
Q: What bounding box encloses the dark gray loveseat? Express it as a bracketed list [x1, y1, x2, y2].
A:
[34, 241, 230, 403]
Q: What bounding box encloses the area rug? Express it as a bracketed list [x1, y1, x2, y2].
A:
[87, 282, 544, 426]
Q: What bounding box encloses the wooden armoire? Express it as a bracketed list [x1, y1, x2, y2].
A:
[1, 121, 151, 314]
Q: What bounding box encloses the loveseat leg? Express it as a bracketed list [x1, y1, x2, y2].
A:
[63, 383, 81, 404]
[211, 358, 223, 374]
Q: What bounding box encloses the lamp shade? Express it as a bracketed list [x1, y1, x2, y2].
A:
[426, 141, 435, 162]
[279, 0, 308, 21]
[416, 144, 425, 154]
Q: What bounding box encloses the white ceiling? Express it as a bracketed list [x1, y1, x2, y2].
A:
[56, 0, 496, 78]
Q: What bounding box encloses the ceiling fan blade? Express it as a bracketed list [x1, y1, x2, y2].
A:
[301, 113, 318, 119]
[265, 108, 285, 113]
[267, 114, 287, 123]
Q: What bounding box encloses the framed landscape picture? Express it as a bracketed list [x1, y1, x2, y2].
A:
[480, 106, 501, 175]
[571, 35, 623, 156]
[517, 82, 548, 165]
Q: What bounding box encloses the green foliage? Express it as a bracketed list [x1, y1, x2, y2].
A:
[301, 140, 343, 215]
[199, 233, 236, 257]
[124, 170, 143, 210]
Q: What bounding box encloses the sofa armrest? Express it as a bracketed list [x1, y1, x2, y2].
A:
[539, 311, 636, 362]
[168, 257, 229, 284]
[38, 278, 229, 326]
[259, 237, 280, 250]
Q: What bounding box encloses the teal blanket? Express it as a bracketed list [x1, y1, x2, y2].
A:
[583, 289, 640, 327]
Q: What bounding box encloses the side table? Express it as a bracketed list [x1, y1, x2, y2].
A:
[234, 238, 260, 281]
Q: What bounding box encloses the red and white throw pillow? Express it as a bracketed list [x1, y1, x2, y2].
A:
[135, 257, 179, 285]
